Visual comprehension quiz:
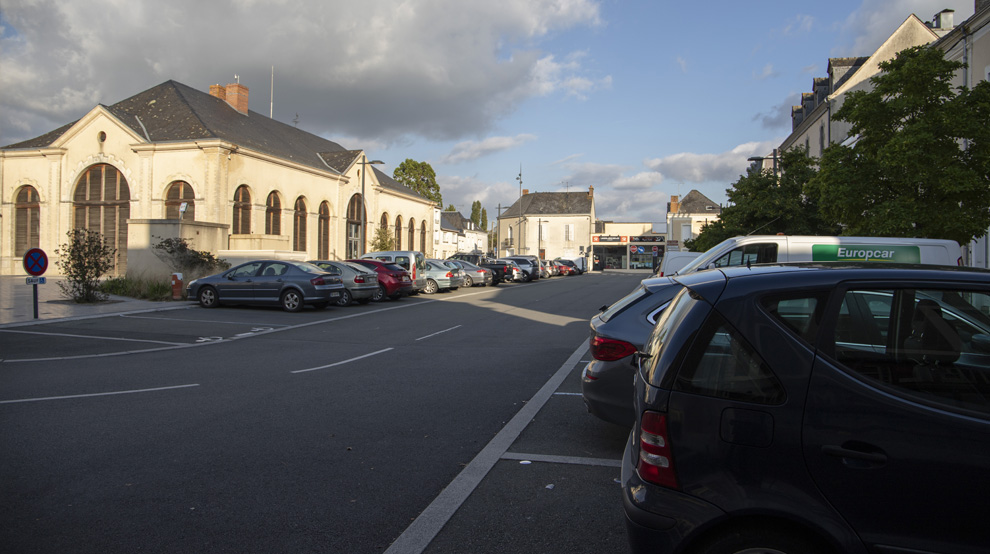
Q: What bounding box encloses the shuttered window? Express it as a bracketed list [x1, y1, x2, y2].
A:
[293, 196, 307, 251]
[233, 185, 251, 234]
[318, 201, 330, 259]
[14, 186, 41, 256]
[72, 164, 130, 275]
[165, 181, 195, 220]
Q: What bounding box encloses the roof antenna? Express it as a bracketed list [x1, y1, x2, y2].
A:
[234, 74, 240, 84]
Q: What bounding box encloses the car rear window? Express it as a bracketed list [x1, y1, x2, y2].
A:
[600, 285, 650, 323]
[384, 263, 406, 272]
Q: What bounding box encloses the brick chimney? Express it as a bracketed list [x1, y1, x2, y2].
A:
[668, 195, 680, 214]
[588, 185, 594, 198]
[522, 189, 529, 196]
[209, 82, 249, 114]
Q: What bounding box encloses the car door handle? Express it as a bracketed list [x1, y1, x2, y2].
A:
[821, 444, 888, 464]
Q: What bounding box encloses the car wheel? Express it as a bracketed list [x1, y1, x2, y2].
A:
[198, 286, 219, 308]
[335, 288, 353, 307]
[424, 279, 439, 294]
[463, 275, 474, 287]
[523, 271, 532, 282]
[280, 289, 304, 312]
[372, 284, 387, 302]
[692, 527, 828, 554]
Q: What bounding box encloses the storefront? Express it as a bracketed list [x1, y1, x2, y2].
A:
[629, 236, 666, 270]
[592, 234, 666, 270]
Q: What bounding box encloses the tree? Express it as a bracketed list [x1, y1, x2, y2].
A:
[691, 148, 838, 251]
[444, 204, 457, 211]
[470, 200, 482, 227]
[808, 46, 990, 245]
[393, 159, 442, 206]
[371, 225, 395, 251]
[480, 208, 488, 231]
[152, 236, 230, 281]
[54, 229, 117, 303]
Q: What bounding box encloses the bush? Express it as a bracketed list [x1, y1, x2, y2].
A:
[100, 276, 172, 301]
[54, 229, 117, 303]
[152, 236, 229, 281]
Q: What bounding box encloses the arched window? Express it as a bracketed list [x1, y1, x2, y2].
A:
[420, 221, 427, 253]
[14, 185, 40, 256]
[380, 213, 389, 230]
[266, 191, 282, 235]
[346, 194, 363, 258]
[318, 201, 331, 260]
[395, 215, 403, 250]
[293, 196, 307, 251]
[408, 218, 415, 251]
[233, 185, 251, 234]
[165, 181, 195, 220]
[73, 164, 130, 275]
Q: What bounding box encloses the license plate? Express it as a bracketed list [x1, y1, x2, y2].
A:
[329, 291, 340, 298]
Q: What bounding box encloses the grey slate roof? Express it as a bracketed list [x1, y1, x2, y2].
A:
[498, 191, 592, 219]
[2, 80, 430, 203]
[440, 211, 478, 233]
[677, 190, 721, 214]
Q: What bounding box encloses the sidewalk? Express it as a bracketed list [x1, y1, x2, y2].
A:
[0, 276, 182, 327]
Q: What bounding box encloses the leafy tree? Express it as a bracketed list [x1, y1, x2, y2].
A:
[54, 229, 117, 303]
[480, 208, 488, 231]
[691, 148, 838, 251]
[470, 200, 482, 227]
[152, 236, 230, 281]
[444, 204, 457, 211]
[808, 46, 990, 244]
[393, 159, 442, 206]
[371, 225, 395, 251]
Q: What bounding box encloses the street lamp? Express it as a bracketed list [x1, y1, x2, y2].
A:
[747, 148, 779, 179]
[359, 156, 384, 256]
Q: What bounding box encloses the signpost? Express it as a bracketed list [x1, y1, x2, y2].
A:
[23, 248, 48, 319]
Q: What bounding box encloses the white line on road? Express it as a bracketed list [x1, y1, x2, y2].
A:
[553, 392, 582, 396]
[0, 328, 186, 346]
[291, 348, 394, 373]
[0, 383, 200, 404]
[415, 325, 462, 341]
[382, 340, 589, 554]
[500, 451, 622, 468]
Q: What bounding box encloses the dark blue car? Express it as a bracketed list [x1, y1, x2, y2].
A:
[623, 263, 990, 554]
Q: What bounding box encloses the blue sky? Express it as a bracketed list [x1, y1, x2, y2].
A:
[0, 0, 977, 225]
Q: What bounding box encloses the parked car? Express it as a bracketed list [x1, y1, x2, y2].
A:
[503, 256, 541, 281]
[308, 260, 379, 306]
[423, 259, 463, 293]
[449, 253, 509, 284]
[582, 277, 683, 427]
[553, 260, 572, 276]
[360, 250, 428, 294]
[346, 259, 413, 301]
[555, 258, 584, 275]
[444, 259, 493, 287]
[538, 259, 553, 279]
[653, 250, 702, 277]
[623, 263, 990, 554]
[496, 259, 524, 282]
[186, 260, 344, 312]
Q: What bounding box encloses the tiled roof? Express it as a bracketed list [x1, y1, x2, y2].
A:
[499, 191, 592, 218]
[677, 190, 721, 214]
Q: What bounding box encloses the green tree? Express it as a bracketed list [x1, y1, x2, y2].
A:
[371, 225, 395, 251]
[393, 159, 442, 206]
[691, 148, 838, 251]
[808, 46, 990, 244]
[480, 208, 488, 231]
[54, 229, 117, 303]
[444, 204, 457, 211]
[470, 200, 482, 227]
[152, 236, 230, 281]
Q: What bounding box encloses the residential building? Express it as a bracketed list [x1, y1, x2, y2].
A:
[435, 210, 486, 259]
[497, 188, 595, 263]
[0, 80, 436, 277]
[666, 190, 721, 251]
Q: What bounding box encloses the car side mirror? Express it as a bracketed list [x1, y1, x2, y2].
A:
[599, 304, 609, 313]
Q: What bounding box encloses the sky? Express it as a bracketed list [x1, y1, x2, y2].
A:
[0, 0, 977, 226]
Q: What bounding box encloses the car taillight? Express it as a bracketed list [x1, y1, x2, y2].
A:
[638, 411, 678, 489]
[445, 271, 452, 278]
[311, 276, 326, 286]
[589, 335, 637, 361]
[354, 275, 366, 283]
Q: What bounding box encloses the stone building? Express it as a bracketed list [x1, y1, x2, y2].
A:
[666, 190, 722, 250]
[0, 80, 435, 277]
[497, 188, 595, 263]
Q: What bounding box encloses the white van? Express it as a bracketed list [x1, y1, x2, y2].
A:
[361, 251, 428, 293]
[678, 235, 962, 275]
[655, 251, 703, 277]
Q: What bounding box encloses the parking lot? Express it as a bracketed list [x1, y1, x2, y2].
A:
[1, 271, 644, 553]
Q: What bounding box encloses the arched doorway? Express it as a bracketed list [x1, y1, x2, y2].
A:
[72, 164, 130, 275]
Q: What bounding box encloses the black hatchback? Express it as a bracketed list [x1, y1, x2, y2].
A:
[623, 263, 990, 554]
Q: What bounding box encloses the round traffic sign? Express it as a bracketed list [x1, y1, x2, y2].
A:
[23, 248, 48, 276]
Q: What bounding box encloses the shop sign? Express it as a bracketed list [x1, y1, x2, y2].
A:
[595, 235, 624, 242]
[632, 236, 665, 243]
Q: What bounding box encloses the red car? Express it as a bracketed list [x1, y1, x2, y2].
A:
[347, 259, 413, 301]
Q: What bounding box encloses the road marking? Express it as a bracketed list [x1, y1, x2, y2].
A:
[291, 348, 394, 373]
[552, 392, 582, 396]
[415, 325, 462, 341]
[500, 451, 622, 468]
[383, 340, 589, 554]
[0, 383, 200, 404]
[0, 328, 186, 346]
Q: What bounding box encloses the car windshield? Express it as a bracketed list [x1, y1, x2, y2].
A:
[384, 263, 406, 272]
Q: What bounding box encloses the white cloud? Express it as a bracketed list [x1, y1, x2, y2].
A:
[753, 63, 778, 81]
[675, 56, 688, 73]
[644, 141, 778, 184]
[833, 0, 974, 56]
[752, 93, 801, 130]
[782, 14, 814, 36]
[440, 134, 538, 164]
[0, 0, 606, 145]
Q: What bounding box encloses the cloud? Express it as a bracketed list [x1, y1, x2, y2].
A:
[753, 63, 779, 81]
[833, 0, 974, 56]
[782, 14, 814, 36]
[675, 56, 688, 73]
[644, 141, 778, 184]
[439, 134, 537, 164]
[752, 93, 801, 130]
[0, 0, 606, 145]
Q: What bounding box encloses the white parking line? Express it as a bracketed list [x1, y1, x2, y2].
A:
[291, 348, 394, 373]
[500, 451, 622, 468]
[415, 325, 462, 341]
[382, 340, 589, 554]
[0, 328, 186, 346]
[0, 383, 200, 404]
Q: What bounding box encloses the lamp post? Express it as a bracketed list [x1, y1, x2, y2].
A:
[359, 156, 384, 256]
[747, 148, 779, 179]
